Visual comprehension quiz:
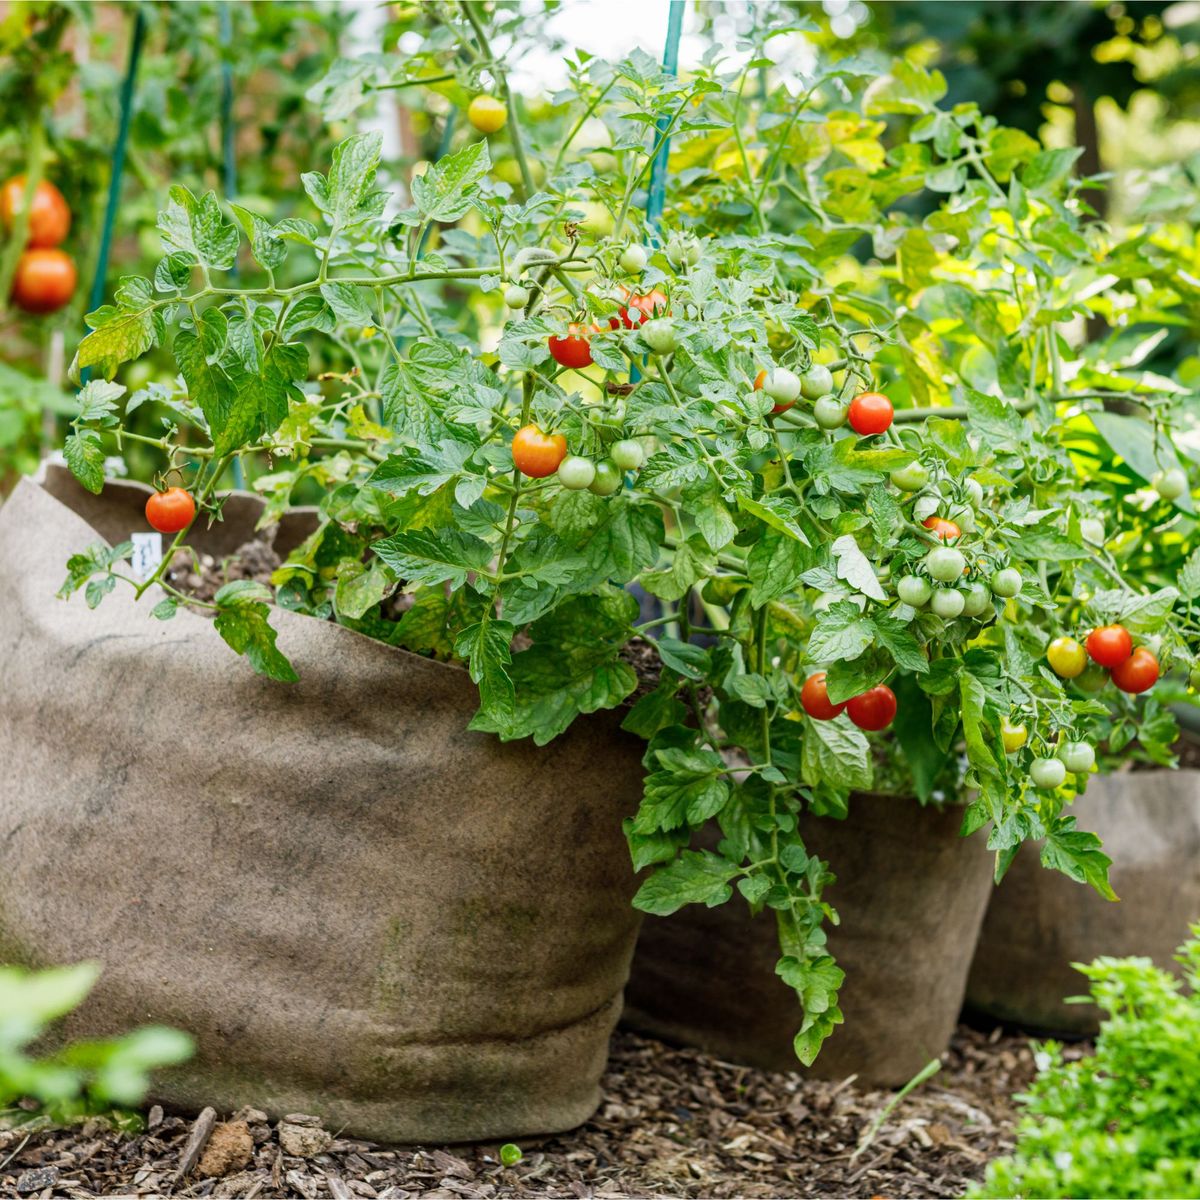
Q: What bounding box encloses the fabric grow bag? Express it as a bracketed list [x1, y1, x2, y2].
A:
[623, 792, 994, 1086]
[0, 469, 645, 1143]
[966, 768, 1200, 1035]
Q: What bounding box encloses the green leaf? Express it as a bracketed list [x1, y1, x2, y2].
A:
[411, 139, 491, 223]
[963, 387, 1028, 445]
[959, 671, 1004, 821]
[366, 441, 474, 499]
[469, 590, 638, 744]
[831, 535, 886, 601]
[157, 186, 239, 269]
[737, 493, 810, 544]
[303, 132, 384, 226]
[220, 339, 308, 454]
[229, 203, 286, 271]
[1005, 522, 1091, 563]
[75, 379, 125, 423]
[212, 583, 298, 682]
[63, 430, 106, 494]
[632, 850, 739, 916]
[73, 303, 159, 381]
[622, 682, 688, 739]
[633, 746, 730, 835]
[59, 541, 132, 598]
[776, 953, 844, 1018]
[892, 675, 948, 804]
[1040, 817, 1116, 900]
[1022, 146, 1083, 193]
[801, 717, 872, 791]
[808, 601, 874, 662]
[372, 527, 493, 589]
[320, 281, 374, 325]
[872, 615, 929, 674]
[1179, 549, 1200, 601]
[642, 536, 716, 602]
[864, 60, 947, 115]
[334, 559, 394, 620]
[454, 618, 516, 720]
[748, 527, 812, 608]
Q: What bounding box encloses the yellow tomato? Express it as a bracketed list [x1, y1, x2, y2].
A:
[468, 95, 507, 134]
[1000, 718, 1028, 754]
[1047, 636, 1087, 679]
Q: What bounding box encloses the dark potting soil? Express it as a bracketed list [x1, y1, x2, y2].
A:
[0, 1027, 1063, 1199]
[167, 539, 282, 605]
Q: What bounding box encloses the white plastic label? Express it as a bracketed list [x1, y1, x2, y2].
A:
[130, 532, 164, 582]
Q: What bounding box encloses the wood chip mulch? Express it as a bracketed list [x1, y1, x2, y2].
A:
[0, 1026, 1060, 1200]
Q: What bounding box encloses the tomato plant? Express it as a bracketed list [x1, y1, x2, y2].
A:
[55, 5, 1200, 1066]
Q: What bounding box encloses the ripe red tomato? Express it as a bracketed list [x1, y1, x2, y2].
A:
[847, 391, 893, 435]
[1086, 624, 1133, 668]
[145, 487, 196, 534]
[922, 515, 962, 543]
[1110, 647, 1159, 694]
[512, 425, 568, 478]
[11, 248, 76, 314]
[547, 324, 594, 369]
[846, 684, 897, 731]
[800, 672, 847, 721]
[0, 176, 71, 247]
[610, 287, 668, 329]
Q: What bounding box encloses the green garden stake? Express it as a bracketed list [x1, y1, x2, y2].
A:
[81, 6, 144, 384]
[218, 1, 245, 487]
[644, 0, 684, 235]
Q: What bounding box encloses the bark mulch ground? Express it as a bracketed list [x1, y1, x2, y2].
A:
[0, 1026, 1074, 1200]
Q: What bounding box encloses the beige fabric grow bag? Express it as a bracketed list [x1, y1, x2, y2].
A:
[0, 470, 645, 1143]
[623, 792, 994, 1086]
[966, 768, 1200, 1035]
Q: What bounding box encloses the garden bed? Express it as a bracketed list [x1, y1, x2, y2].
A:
[0, 1027, 1067, 1200]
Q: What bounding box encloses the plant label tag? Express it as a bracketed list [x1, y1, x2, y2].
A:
[130, 532, 163, 582]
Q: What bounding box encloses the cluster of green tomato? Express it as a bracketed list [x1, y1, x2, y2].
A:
[883, 467, 1023, 622]
[556, 438, 645, 495]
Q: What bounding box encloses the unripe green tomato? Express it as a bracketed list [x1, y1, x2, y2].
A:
[961, 581, 991, 617]
[504, 284, 529, 309]
[1153, 467, 1189, 500]
[1080, 518, 1105, 546]
[931, 588, 965, 618]
[800, 364, 833, 400]
[897, 575, 932, 607]
[947, 504, 976, 534]
[557, 455, 596, 490]
[927, 546, 966, 582]
[990, 567, 1022, 598]
[1059, 741, 1096, 774]
[610, 439, 644, 471]
[890, 462, 929, 492]
[666, 233, 701, 266]
[619, 243, 648, 274]
[813, 396, 848, 429]
[963, 477, 984, 507]
[1076, 664, 1108, 693]
[588, 459, 623, 495]
[1030, 757, 1067, 790]
[763, 367, 801, 404]
[813, 590, 843, 612]
[641, 317, 678, 355]
[1190, 665, 1200, 692]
